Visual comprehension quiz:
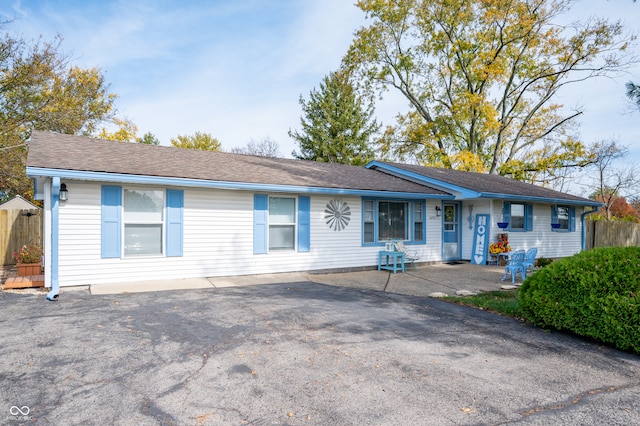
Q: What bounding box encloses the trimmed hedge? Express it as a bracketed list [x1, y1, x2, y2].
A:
[519, 247, 640, 354]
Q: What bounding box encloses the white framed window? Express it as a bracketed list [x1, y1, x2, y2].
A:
[414, 202, 424, 242]
[510, 203, 525, 230]
[363, 200, 375, 243]
[557, 206, 569, 230]
[123, 188, 164, 256]
[269, 197, 296, 250]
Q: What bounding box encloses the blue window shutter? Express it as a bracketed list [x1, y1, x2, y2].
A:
[551, 205, 558, 232]
[569, 207, 576, 232]
[254, 194, 268, 254]
[101, 185, 122, 258]
[166, 189, 184, 257]
[525, 204, 533, 231]
[298, 196, 310, 252]
[503, 202, 511, 230]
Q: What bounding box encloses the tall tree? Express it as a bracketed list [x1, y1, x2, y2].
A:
[585, 140, 639, 220]
[627, 81, 640, 111]
[289, 70, 379, 166]
[344, 0, 634, 182]
[137, 132, 160, 145]
[0, 27, 118, 199]
[98, 117, 138, 142]
[170, 131, 222, 151]
[230, 137, 281, 157]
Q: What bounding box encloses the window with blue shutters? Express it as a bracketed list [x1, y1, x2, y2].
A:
[503, 202, 533, 232]
[551, 205, 575, 232]
[101, 186, 184, 258]
[253, 194, 309, 253]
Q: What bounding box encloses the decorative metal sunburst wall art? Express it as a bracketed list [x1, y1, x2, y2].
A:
[324, 199, 351, 231]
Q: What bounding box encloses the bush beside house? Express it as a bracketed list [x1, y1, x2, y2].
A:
[519, 247, 640, 354]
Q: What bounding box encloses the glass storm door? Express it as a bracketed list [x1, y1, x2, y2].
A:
[442, 203, 460, 260]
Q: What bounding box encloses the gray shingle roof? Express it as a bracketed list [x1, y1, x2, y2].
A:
[376, 162, 595, 204]
[26, 131, 446, 195]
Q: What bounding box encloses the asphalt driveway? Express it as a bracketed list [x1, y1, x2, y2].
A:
[1, 282, 639, 425]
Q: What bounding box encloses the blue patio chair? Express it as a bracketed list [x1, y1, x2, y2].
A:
[522, 247, 538, 273]
[501, 249, 526, 283]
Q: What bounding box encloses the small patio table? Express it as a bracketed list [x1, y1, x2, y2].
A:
[378, 250, 405, 273]
[496, 252, 512, 266]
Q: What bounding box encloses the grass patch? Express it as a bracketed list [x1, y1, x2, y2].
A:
[442, 289, 523, 318]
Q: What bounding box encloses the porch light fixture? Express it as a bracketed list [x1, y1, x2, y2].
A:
[435, 205, 442, 216]
[59, 183, 68, 201]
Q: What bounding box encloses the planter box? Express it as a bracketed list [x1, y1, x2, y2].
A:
[17, 263, 42, 277]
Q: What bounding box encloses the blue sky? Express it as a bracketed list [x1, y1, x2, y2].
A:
[3, 0, 639, 181]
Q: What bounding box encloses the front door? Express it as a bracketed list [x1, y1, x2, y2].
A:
[442, 203, 460, 260]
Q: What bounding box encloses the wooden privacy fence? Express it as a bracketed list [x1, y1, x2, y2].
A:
[0, 208, 43, 266]
[584, 220, 640, 250]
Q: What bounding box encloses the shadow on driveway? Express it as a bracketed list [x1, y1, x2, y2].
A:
[1, 282, 639, 425]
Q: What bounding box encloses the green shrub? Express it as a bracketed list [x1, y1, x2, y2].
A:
[519, 247, 640, 354]
[535, 256, 553, 268]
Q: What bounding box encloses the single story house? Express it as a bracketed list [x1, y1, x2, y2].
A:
[26, 130, 600, 299]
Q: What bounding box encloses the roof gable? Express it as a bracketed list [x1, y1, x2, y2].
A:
[0, 195, 40, 210]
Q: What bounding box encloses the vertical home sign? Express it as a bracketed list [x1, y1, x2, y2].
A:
[471, 214, 490, 265]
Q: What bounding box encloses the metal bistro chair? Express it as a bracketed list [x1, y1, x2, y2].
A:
[522, 247, 538, 274]
[392, 240, 419, 268]
[501, 249, 526, 283]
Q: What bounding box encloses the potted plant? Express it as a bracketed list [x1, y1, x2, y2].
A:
[14, 243, 43, 276]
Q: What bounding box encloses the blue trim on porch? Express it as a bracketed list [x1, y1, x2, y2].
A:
[46, 177, 60, 301]
[366, 161, 479, 199]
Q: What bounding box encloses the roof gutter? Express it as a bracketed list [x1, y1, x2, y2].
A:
[480, 192, 605, 207]
[26, 167, 452, 200]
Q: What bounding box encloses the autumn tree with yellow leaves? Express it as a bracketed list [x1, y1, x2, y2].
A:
[0, 25, 120, 200]
[170, 131, 222, 151]
[343, 0, 636, 183]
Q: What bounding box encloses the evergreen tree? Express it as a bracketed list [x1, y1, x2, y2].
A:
[138, 132, 160, 145]
[289, 70, 379, 166]
[627, 82, 640, 112]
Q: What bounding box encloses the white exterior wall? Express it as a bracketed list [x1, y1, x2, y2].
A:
[458, 199, 584, 260]
[57, 182, 443, 287]
[55, 181, 585, 287]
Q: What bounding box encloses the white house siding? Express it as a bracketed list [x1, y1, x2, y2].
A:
[56, 182, 445, 287]
[457, 200, 584, 261]
[424, 200, 444, 261]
